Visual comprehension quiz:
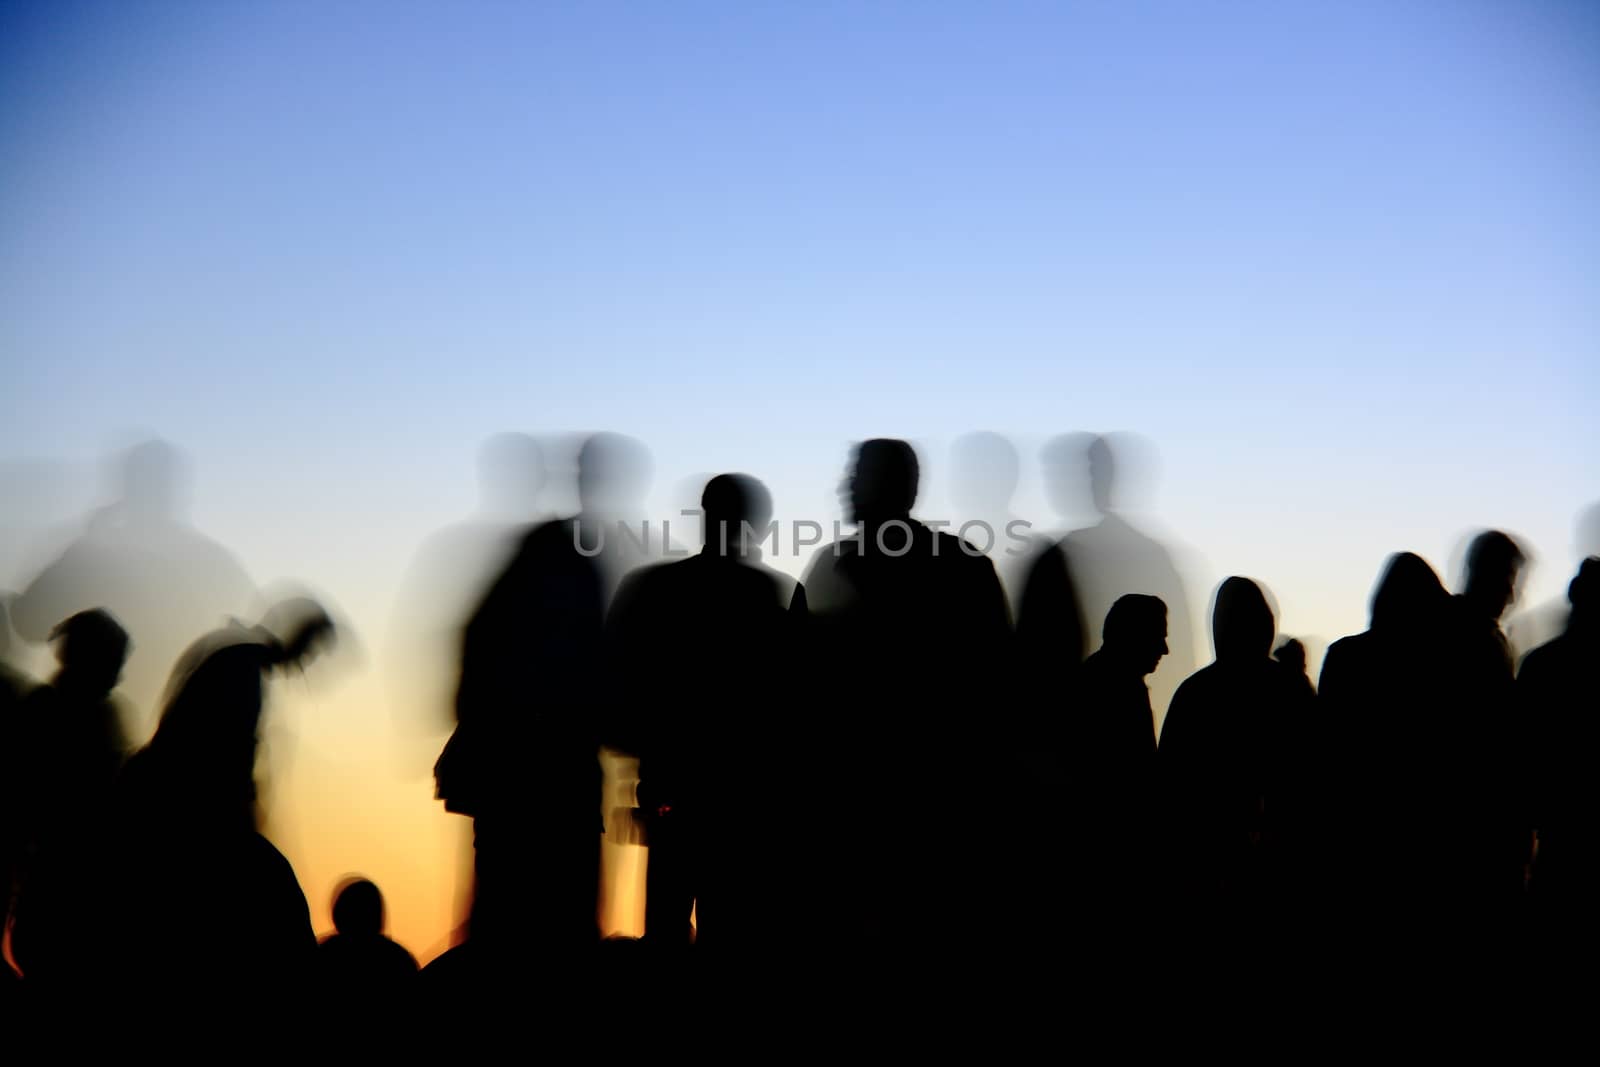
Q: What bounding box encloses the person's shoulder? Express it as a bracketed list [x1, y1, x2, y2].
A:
[802, 542, 850, 580]
[1167, 661, 1220, 703]
[1515, 635, 1565, 681]
[932, 528, 983, 559]
[383, 936, 421, 973]
[1322, 631, 1368, 660]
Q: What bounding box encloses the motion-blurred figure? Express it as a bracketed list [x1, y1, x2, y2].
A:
[1039, 433, 1195, 731]
[1519, 558, 1598, 938]
[8, 440, 256, 744]
[104, 598, 334, 990]
[948, 431, 1046, 620]
[387, 433, 547, 749]
[1506, 502, 1599, 663]
[8, 609, 130, 983]
[1445, 530, 1532, 914]
[607, 474, 806, 951]
[803, 439, 1011, 955]
[434, 433, 623, 960]
[574, 431, 666, 606]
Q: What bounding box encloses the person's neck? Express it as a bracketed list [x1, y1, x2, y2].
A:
[858, 513, 914, 536]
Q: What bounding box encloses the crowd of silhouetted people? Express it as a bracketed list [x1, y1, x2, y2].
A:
[0, 431, 1594, 1024]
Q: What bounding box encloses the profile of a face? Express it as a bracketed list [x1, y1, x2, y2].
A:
[1140, 622, 1169, 677]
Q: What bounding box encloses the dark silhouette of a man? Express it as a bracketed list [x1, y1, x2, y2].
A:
[802, 439, 1011, 954]
[606, 473, 805, 951]
[435, 433, 620, 959]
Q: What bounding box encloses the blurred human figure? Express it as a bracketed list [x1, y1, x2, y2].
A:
[948, 431, 1045, 620]
[802, 439, 1011, 954]
[102, 598, 334, 991]
[1519, 558, 1598, 941]
[9, 440, 256, 744]
[574, 431, 666, 606]
[434, 433, 622, 959]
[1506, 502, 1599, 663]
[1039, 433, 1195, 731]
[387, 433, 547, 748]
[1158, 579, 1312, 930]
[317, 877, 420, 985]
[606, 474, 806, 951]
[125, 597, 336, 834]
[1445, 530, 1532, 915]
[8, 609, 131, 983]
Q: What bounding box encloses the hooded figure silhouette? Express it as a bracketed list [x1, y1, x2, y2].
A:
[1159, 578, 1309, 921]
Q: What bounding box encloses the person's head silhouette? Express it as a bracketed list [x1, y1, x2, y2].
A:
[332, 878, 386, 939]
[1567, 557, 1598, 631]
[1369, 552, 1447, 633]
[1461, 530, 1526, 623]
[844, 439, 918, 526]
[1102, 594, 1168, 677]
[259, 597, 336, 670]
[1211, 577, 1275, 661]
[116, 439, 191, 524]
[577, 432, 652, 516]
[50, 608, 130, 697]
[1086, 435, 1117, 516]
[949, 432, 1019, 518]
[701, 473, 772, 558]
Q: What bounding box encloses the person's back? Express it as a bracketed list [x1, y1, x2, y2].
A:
[1054, 595, 1168, 962]
[437, 451, 611, 954]
[9, 609, 131, 984]
[800, 440, 1010, 954]
[1159, 579, 1309, 919]
[445, 516, 607, 818]
[1440, 531, 1531, 918]
[607, 474, 806, 950]
[317, 878, 420, 991]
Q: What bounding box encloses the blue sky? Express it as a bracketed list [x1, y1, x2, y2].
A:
[2, 0, 1596, 952]
[6, 1, 1595, 595]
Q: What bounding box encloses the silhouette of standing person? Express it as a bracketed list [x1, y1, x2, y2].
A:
[1042, 433, 1195, 731]
[1158, 578, 1312, 933]
[8, 609, 130, 984]
[1315, 553, 1453, 949]
[1519, 558, 1598, 942]
[948, 431, 1045, 621]
[1056, 593, 1167, 957]
[606, 474, 806, 952]
[387, 433, 548, 758]
[434, 433, 620, 961]
[1444, 530, 1531, 919]
[802, 439, 1011, 957]
[9, 440, 256, 746]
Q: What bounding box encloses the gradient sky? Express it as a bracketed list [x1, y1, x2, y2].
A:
[2, 1, 1596, 960]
